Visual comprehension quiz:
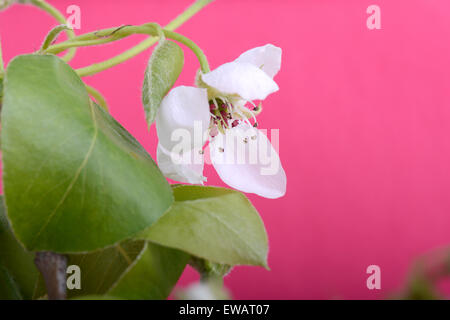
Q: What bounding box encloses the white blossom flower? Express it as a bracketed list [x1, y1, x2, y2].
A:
[155, 44, 286, 199]
[176, 281, 231, 300]
[0, 0, 30, 10]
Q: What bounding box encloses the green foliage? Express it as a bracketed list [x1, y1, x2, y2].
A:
[1, 54, 173, 253]
[189, 256, 232, 279]
[142, 39, 184, 125]
[140, 185, 269, 268]
[0, 196, 39, 300]
[0, 2, 271, 300]
[34, 240, 189, 300]
[0, 54, 269, 300]
[108, 242, 189, 299]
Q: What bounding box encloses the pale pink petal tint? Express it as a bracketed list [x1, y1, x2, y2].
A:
[210, 123, 286, 199]
[235, 44, 282, 78]
[156, 85, 210, 151]
[202, 61, 279, 101]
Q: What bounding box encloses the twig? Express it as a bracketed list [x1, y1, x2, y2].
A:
[34, 252, 68, 300]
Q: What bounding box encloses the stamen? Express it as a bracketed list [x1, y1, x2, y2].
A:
[218, 109, 230, 129]
[252, 103, 263, 116]
[246, 101, 259, 124]
[209, 101, 218, 111]
[226, 101, 233, 114]
[236, 101, 257, 126]
[217, 124, 226, 135]
[209, 126, 219, 138]
[234, 105, 252, 127]
[219, 147, 224, 153]
[220, 109, 228, 119]
[209, 96, 262, 135]
[217, 96, 230, 105]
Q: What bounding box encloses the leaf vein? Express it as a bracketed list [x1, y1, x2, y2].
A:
[31, 103, 99, 247]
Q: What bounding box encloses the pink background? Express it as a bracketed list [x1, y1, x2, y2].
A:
[1, 0, 450, 299]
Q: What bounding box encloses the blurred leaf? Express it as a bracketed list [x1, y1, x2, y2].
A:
[1, 54, 173, 252]
[142, 39, 184, 126]
[0, 265, 23, 300]
[67, 241, 145, 297]
[139, 185, 269, 267]
[34, 240, 189, 300]
[175, 279, 231, 300]
[402, 276, 441, 300]
[395, 249, 450, 300]
[108, 241, 189, 300]
[72, 295, 123, 300]
[0, 196, 39, 300]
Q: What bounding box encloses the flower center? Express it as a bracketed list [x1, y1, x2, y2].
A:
[208, 97, 262, 138]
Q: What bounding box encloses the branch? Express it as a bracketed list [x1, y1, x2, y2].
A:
[34, 251, 68, 300]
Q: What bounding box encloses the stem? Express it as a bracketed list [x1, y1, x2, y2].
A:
[75, 0, 214, 77]
[46, 25, 210, 73]
[86, 85, 109, 112]
[45, 24, 162, 55]
[30, 0, 77, 62]
[34, 252, 68, 300]
[165, 30, 210, 73]
[48, 37, 125, 55]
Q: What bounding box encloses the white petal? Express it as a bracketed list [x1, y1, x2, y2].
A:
[156, 86, 210, 151]
[157, 144, 206, 185]
[234, 44, 282, 78]
[177, 281, 230, 300]
[181, 282, 216, 300]
[201, 62, 279, 101]
[210, 123, 286, 199]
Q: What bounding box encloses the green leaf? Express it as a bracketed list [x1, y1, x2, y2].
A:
[108, 241, 189, 300]
[72, 295, 123, 300]
[0, 196, 39, 300]
[142, 39, 184, 126]
[40, 25, 72, 52]
[139, 185, 269, 268]
[1, 54, 173, 252]
[66, 240, 147, 298]
[34, 240, 189, 300]
[0, 265, 23, 300]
